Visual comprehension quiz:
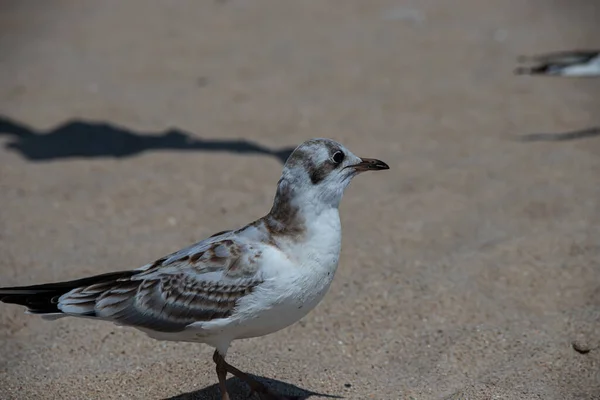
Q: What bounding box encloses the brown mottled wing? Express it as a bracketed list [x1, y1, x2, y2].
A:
[58, 238, 264, 332]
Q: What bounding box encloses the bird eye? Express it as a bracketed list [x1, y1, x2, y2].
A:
[332, 151, 345, 164]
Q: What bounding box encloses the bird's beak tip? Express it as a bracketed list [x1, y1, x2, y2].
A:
[353, 157, 390, 172]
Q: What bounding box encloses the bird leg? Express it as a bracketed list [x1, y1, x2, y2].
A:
[212, 350, 298, 400]
[213, 350, 230, 400]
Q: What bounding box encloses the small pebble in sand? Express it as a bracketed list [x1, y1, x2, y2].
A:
[572, 340, 592, 354]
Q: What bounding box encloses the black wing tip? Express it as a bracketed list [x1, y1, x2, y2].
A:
[0, 271, 139, 293]
[0, 270, 139, 313]
[0, 288, 56, 295]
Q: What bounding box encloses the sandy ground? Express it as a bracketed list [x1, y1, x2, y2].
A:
[1, 1, 600, 399]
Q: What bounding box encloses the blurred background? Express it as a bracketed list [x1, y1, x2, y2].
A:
[1, 1, 599, 399]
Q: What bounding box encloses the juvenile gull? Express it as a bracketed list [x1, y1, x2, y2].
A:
[0, 138, 389, 400]
[515, 50, 600, 77]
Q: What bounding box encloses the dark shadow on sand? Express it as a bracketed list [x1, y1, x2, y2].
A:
[517, 127, 600, 142]
[164, 375, 343, 400]
[0, 116, 294, 164]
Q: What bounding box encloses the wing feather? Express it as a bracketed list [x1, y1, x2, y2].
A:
[58, 237, 264, 332]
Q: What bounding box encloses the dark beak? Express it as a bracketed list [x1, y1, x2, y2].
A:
[351, 157, 390, 172]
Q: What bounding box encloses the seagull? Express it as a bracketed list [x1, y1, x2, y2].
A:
[515, 50, 600, 77]
[0, 138, 389, 400]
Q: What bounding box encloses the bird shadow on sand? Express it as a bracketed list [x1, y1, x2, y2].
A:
[0, 115, 294, 164]
[164, 375, 342, 400]
[517, 126, 600, 142]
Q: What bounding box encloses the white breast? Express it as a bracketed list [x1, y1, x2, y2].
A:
[214, 208, 342, 339]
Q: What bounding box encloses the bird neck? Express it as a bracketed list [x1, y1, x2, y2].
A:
[264, 177, 339, 239]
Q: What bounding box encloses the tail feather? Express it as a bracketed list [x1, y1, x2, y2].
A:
[0, 271, 138, 315]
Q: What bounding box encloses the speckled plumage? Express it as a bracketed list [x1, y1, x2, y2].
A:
[0, 138, 389, 400]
